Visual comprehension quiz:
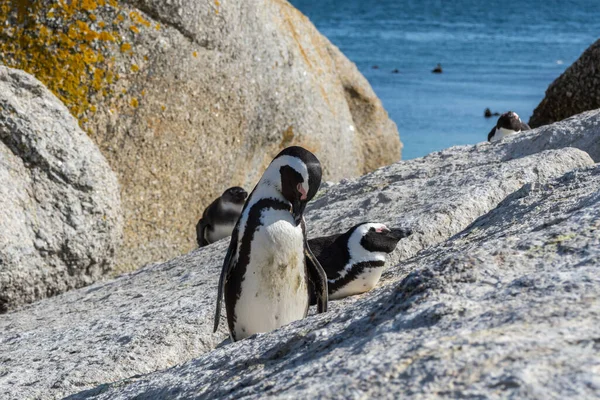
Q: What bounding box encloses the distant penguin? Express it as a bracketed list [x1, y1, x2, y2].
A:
[213, 146, 328, 341]
[487, 111, 531, 142]
[307, 222, 412, 303]
[196, 187, 248, 247]
[432, 63, 443, 73]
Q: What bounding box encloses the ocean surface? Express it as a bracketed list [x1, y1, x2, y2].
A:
[290, 0, 600, 159]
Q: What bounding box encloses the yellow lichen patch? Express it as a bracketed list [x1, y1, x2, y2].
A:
[192, 51, 198, 58]
[98, 31, 115, 41]
[129, 11, 151, 28]
[130, 98, 139, 108]
[130, 25, 140, 34]
[0, 0, 144, 122]
[155, 23, 160, 30]
[131, 64, 139, 72]
[280, 126, 295, 149]
[81, 0, 98, 12]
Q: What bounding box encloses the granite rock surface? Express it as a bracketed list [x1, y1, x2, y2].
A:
[0, 66, 122, 312]
[72, 160, 600, 400]
[0, 115, 595, 399]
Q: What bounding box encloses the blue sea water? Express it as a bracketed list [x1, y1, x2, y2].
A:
[290, 0, 600, 159]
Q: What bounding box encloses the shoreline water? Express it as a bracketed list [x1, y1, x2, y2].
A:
[290, 0, 600, 159]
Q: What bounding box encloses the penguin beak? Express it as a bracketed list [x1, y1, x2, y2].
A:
[388, 228, 412, 240]
[297, 183, 307, 201]
[291, 199, 306, 225]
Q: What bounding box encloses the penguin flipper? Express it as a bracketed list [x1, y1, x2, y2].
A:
[520, 122, 531, 131]
[213, 226, 238, 333]
[304, 233, 328, 313]
[196, 218, 209, 247]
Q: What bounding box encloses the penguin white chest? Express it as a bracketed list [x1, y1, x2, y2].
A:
[234, 212, 307, 340]
[206, 221, 235, 243]
[330, 266, 384, 300]
[490, 127, 518, 142]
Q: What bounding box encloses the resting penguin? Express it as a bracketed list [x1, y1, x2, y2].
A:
[307, 223, 412, 303]
[213, 146, 328, 341]
[487, 111, 531, 142]
[196, 186, 248, 247]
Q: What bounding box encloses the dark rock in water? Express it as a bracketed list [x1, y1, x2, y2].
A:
[484, 108, 500, 118]
[372, 65, 380, 69]
[432, 63, 443, 73]
[529, 39, 600, 128]
[391, 68, 400, 74]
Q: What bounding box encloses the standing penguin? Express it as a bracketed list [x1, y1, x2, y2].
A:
[213, 146, 328, 341]
[308, 222, 412, 303]
[487, 111, 531, 142]
[196, 186, 248, 247]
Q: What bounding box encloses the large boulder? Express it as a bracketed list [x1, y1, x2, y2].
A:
[0, 66, 122, 312]
[0, 113, 596, 399]
[72, 159, 600, 400]
[0, 0, 401, 272]
[529, 39, 600, 128]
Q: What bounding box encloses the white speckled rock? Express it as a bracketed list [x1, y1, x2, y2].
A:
[0, 66, 122, 312]
[68, 163, 600, 400]
[0, 115, 597, 399]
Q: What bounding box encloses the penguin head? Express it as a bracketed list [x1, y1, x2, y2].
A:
[260, 146, 322, 224]
[347, 223, 412, 262]
[221, 186, 248, 205]
[497, 111, 522, 132]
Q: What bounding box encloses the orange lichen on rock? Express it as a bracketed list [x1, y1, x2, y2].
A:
[0, 0, 147, 122]
[129, 11, 151, 28]
[280, 125, 295, 148]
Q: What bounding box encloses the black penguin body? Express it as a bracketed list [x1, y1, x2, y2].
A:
[308, 222, 412, 303]
[196, 187, 247, 247]
[487, 111, 531, 142]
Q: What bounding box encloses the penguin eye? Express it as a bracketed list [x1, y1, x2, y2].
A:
[369, 227, 375, 232]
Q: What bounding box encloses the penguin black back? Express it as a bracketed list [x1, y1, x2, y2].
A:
[488, 111, 531, 142]
[196, 186, 247, 247]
